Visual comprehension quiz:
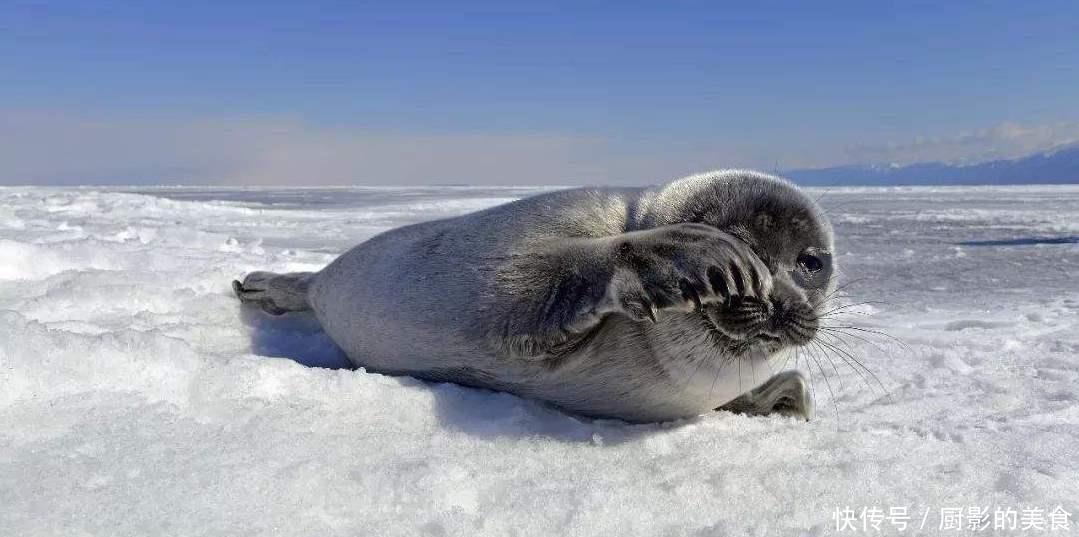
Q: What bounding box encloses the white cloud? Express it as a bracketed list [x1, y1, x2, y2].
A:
[842, 121, 1079, 166]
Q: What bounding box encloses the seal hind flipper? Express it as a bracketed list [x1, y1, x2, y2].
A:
[233, 271, 314, 315]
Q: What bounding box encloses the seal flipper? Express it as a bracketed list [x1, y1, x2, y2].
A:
[718, 370, 814, 421]
[233, 271, 314, 315]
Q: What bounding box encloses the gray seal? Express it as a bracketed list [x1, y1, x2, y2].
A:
[234, 170, 835, 423]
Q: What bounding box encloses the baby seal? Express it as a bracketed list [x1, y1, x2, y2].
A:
[234, 170, 835, 423]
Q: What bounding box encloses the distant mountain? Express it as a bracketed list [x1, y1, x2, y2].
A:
[785, 143, 1079, 186]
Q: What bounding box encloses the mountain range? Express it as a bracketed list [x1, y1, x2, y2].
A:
[785, 143, 1079, 186]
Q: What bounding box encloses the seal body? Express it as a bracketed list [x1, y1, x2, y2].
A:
[235, 170, 836, 423]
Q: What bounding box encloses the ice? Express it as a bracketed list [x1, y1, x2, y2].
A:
[1, 184, 1077, 535]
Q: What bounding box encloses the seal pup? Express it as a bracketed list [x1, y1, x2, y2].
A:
[234, 170, 834, 423]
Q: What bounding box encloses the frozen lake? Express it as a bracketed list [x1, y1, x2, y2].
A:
[1, 185, 1077, 535]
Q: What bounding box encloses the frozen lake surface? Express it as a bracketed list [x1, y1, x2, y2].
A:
[1, 185, 1077, 535]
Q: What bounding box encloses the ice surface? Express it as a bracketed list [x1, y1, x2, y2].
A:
[1, 185, 1077, 536]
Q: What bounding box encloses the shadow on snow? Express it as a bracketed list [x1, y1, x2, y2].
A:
[238, 305, 673, 444]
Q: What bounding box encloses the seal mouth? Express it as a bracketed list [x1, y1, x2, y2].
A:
[701, 297, 819, 351]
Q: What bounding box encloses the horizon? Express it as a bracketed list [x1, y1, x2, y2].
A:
[3, 2, 1079, 186]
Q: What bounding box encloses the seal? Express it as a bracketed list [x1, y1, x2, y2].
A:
[234, 170, 835, 423]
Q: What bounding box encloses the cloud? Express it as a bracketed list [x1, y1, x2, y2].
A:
[841, 121, 1079, 166]
[0, 110, 741, 186]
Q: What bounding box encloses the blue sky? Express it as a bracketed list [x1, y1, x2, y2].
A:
[2, 1, 1078, 185]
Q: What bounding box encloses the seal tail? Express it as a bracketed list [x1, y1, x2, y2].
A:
[232, 271, 314, 315]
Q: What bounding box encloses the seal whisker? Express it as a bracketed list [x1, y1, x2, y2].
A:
[817, 330, 896, 404]
[788, 324, 817, 342]
[811, 337, 872, 395]
[819, 326, 890, 356]
[813, 300, 893, 318]
[815, 335, 890, 398]
[821, 274, 870, 297]
[815, 336, 858, 390]
[751, 353, 759, 387]
[805, 342, 840, 421]
[813, 310, 872, 321]
[825, 325, 910, 352]
[816, 338, 844, 389]
[776, 346, 797, 373]
[799, 348, 818, 411]
[734, 355, 742, 399]
[679, 349, 713, 393]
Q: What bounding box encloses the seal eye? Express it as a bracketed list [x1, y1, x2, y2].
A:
[798, 253, 824, 273]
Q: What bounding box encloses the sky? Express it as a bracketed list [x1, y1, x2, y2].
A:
[2, 1, 1078, 185]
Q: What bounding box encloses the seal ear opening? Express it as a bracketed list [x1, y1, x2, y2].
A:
[755, 213, 774, 230]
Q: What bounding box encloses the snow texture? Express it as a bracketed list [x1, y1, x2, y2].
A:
[1, 185, 1077, 536]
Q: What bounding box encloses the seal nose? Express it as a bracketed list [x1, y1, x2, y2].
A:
[769, 297, 818, 345]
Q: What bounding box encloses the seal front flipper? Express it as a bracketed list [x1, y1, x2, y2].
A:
[485, 222, 773, 359]
[603, 223, 774, 320]
[233, 271, 315, 315]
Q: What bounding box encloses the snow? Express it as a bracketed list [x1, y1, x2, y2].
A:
[2, 184, 1078, 536]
